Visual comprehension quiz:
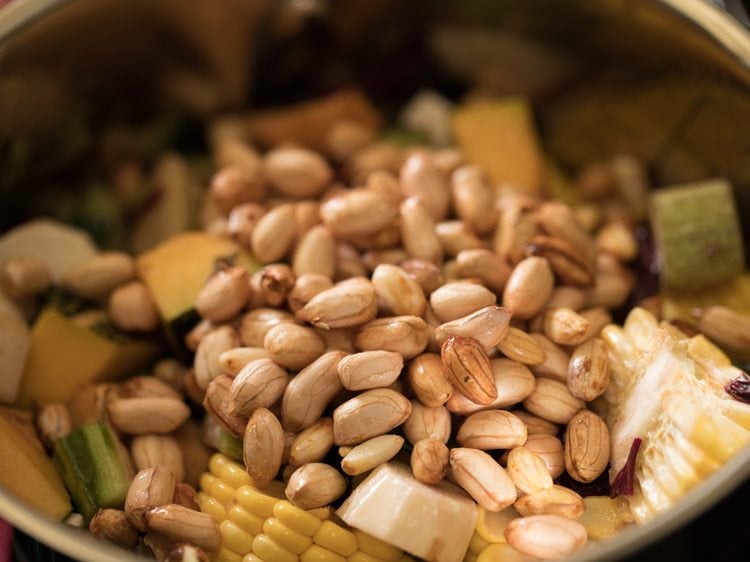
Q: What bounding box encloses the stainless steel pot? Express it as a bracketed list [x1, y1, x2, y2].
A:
[1, 1, 750, 560]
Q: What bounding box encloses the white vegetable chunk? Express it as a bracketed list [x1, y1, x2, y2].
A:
[0, 218, 97, 282]
[337, 462, 477, 562]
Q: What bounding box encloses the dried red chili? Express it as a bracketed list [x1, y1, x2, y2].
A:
[610, 437, 642, 498]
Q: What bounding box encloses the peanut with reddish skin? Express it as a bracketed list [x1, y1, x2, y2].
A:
[441, 336, 497, 405]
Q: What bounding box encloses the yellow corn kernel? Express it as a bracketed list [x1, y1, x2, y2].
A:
[210, 478, 238, 505]
[243, 555, 266, 562]
[301, 545, 347, 562]
[210, 453, 231, 477]
[313, 521, 358, 557]
[308, 507, 332, 520]
[214, 546, 244, 562]
[469, 532, 490, 555]
[264, 518, 314, 554]
[228, 504, 266, 537]
[236, 486, 282, 519]
[201, 472, 219, 493]
[221, 519, 256, 555]
[354, 532, 401, 561]
[274, 501, 322, 537]
[252, 534, 298, 562]
[222, 461, 254, 489]
[347, 552, 384, 562]
[196, 492, 226, 522]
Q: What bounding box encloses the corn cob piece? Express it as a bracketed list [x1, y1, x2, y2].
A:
[197, 454, 412, 562]
[598, 307, 750, 523]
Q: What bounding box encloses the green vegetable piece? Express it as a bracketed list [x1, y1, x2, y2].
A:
[53, 421, 130, 522]
[218, 430, 243, 462]
[650, 178, 745, 291]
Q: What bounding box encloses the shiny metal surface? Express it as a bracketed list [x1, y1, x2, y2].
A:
[1, 1, 749, 561]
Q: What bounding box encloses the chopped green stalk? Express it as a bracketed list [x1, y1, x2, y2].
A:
[650, 178, 745, 291]
[53, 422, 130, 522]
[217, 430, 243, 461]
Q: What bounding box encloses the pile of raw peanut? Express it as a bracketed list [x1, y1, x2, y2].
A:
[32, 121, 645, 560]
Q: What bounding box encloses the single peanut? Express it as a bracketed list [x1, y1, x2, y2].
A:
[251, 203, 297, 264]
[131, 434, 185, 483]
[406, 353, 453, 407]
[503, 257, 554, 319]
[441, 336, 497, 405]
[292, 225, 336, 278]
[354, 315, 430, 359]
[402, 401, 451, 444]
[457, 410, 528, 450]
[194, 325, 240, 389]
[399, 197, 444, 264]
[435, 305, 512, 351]
[449, 448, 517, 512]
[125, 466, 176, 532]
[297, 277, 377, 329]
[341, 434, 404, 475]
[285, 463, 346, 510]
[411, 438, 449, 484]
[543, 308, 591, 347]
[523, 434, 565, 479]
[332, 388, 412, 446]
[218, 347, 270, 376]
[243, 408, 285, 489]
[497, 327, 547, 365]
[203, 375, 248, 437]
[529, 334, 570, 382]
[89, 509, 138, 548]
[108, 397, 190, 435]
[400, 150, 450, 221]
[504, 514, 587, 559]
[567, 338, 610, 401]
[564, 410, 610, 483]
[507, 446, 554, 495]
[435, 220, 484, 257]
[146, 504, 221, 552]
[264, 147, 332, 198]
[289, 418, 334, 467]
[399, 258, 445, 295]
[337, 350, 404, 391]
[514, 485, 586, 520]
[195, 267, 250, 323]
[229, 358, 290, 416]
[264, 323, 325, 371]
[455, 249, 511, 293]
[371, 263, 428, 317]
[281, 351, 346, 432]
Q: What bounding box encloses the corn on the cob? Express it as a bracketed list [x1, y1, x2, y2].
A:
[598, 307, 750, 523]
[197, 453, 413, 562]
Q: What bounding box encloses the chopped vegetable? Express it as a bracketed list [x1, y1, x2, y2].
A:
[17, 308, 159, 407]
[650, 179, 744, 291]
[53, 422, 130, 521]
[337, 462, 477, 562]
[0, 218, 97, 282]
[452, 98, 544, 195]
[0, 410, 71, 520]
